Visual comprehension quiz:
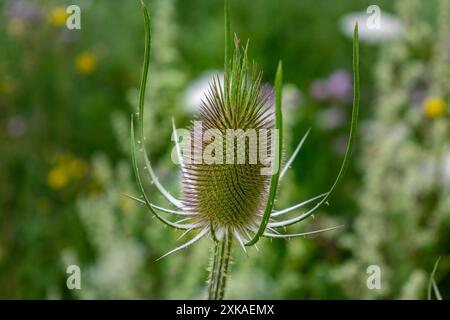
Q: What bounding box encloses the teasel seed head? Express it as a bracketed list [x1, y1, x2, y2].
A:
[181, 38, 275, 241]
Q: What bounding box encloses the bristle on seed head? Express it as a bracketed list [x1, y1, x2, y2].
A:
[181, 38, 275, 234]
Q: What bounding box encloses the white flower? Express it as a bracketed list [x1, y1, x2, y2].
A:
[183, 70, 224, 113]
[340, 11, 404, 44]
[282, 83, 303, 109]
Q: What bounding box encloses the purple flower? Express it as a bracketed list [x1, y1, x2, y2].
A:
[309, 69, 352, 103]
[5, 0, 41, 23]
[410, 89, 426, 107]
[327, 70, 352, 101]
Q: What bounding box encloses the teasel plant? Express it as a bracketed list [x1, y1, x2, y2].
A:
[127, 0, 359, 300]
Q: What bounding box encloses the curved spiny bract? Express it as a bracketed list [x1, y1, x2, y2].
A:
[181, 41, 275, 240]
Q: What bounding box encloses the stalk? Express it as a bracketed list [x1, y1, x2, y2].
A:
[208, 232, 233, 300]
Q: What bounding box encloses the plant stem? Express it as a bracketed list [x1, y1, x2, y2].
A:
[208, 232, 232, 300]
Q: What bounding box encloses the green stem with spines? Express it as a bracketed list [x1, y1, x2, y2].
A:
[208, 233, 232, 300]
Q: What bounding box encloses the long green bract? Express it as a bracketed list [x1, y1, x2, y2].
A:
[245, 62, 283, 246]
[247, 23, 360, 241]
[129, 2, 187, 230]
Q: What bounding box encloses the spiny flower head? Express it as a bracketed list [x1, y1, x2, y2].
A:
[181, 39, 275, 241]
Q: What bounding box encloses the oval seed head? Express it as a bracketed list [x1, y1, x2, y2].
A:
[181, 40, 275, 240]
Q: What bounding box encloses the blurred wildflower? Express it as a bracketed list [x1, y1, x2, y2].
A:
[5, 0, 41, 23]
[340, 11, 403, 44]
[309, 69, 352, 102]
[410, 88, 427, 107]
[47, 167, 68, 190]
[7, 115, 27, 138]
[282, 84, 303, 109]
[423, 98, 447, 118]
[333, 0, 450, 299]
[183, 70, 224, 113]
[75, 52, 97, 75]
[48, 6, 67, 27]
[327, 70, 352, 100]
[47, 154, 88, 190]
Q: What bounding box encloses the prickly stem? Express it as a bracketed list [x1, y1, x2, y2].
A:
[208, 232, 232, 300]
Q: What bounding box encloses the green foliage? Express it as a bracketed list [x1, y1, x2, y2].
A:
[0, 0, 448, 299]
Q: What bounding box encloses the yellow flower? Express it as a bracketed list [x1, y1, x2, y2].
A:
[47, 154, 88, 190]
[49, 6, 68, 26]
[423, 98, 447, 118]
[75, 52, 97, 75]
[47, 167, 68, 190]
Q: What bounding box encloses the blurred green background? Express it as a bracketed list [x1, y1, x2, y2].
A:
[0, 0, 449, 299]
